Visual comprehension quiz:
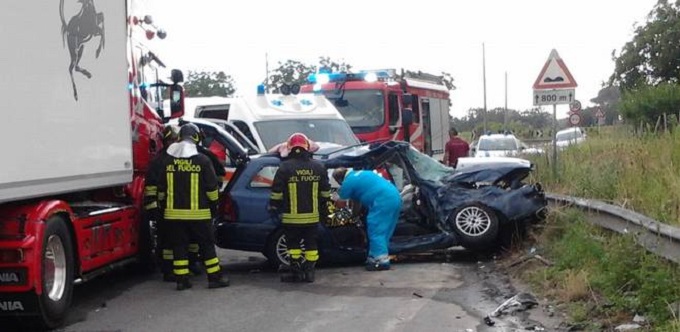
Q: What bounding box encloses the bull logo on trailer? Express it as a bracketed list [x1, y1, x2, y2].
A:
[59, 0, 105, 101]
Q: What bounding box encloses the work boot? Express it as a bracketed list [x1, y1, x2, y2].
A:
[302, 261, 316, 283]
[207, 273, 230, 289]
[176, 276, 192, 291]
[280, 258, 304, 283]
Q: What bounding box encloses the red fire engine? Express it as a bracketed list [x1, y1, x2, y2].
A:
[302, 69, 451, 159]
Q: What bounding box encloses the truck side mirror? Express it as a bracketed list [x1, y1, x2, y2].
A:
[171, 69, 184, 84]
[402, 108, 414, 126]
[169, 84, 185, 118]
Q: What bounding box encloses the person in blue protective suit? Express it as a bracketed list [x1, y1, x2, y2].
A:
[332, 167, 402, 271]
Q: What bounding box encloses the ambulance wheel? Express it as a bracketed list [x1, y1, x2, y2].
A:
[37, 216, 75, 329]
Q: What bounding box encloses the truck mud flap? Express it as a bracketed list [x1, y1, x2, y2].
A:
[0, 291, 39, 316]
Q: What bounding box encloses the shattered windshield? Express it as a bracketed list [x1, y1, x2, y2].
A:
[405, 147, 454, 184]
[325, 89, 384, 132]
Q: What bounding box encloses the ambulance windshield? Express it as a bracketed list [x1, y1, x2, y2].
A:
[255, 119, 360, 150]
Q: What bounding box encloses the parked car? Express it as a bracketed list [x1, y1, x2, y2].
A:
[474, 133, 542, 157]
[555, 127, 586, 149]
[215, 141, 547, 267]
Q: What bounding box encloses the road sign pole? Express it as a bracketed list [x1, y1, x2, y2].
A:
[552, 103, 558, 178]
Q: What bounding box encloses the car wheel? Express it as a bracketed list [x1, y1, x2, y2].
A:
[37, 216, 75, 329]
[264, 229, 306, 269]
[449, 203, 499, 250]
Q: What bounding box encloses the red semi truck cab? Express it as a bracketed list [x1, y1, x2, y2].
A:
[0, 1, 186, 328]
[301, 69, 451, 160]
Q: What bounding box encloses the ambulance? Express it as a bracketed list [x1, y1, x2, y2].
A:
[191, 87, 360, 154]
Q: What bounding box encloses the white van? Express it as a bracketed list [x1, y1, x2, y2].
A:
[191, 93, 360, 153]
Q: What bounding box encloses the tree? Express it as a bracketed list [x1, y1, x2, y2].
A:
[184, 70, 236, 97]
[610, 0, 680, 90]
[264, 56, 353, 93]
[318, 56, 352, 73]
[590, 85, 622, 125]
[264, 60, 316, 93]
[619, 83, 680, 127]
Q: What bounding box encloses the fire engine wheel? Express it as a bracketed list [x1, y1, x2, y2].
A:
[37, 216, 75, 329]
[449, 203, 499, 250]
[264, 229, 306, 269]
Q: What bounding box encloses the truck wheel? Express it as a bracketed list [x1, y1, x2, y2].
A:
[449, 203, 499, 250]
[37, 216, 75, 329]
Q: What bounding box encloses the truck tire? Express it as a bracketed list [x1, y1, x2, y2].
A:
[37, 216, 75, 329]
[448, 203, 499, 250]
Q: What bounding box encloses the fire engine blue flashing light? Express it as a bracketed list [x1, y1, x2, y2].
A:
[257, 84, 266, 95]
[364, 72, 378, 83]
[300, 99, 312, 106]
[271, 100, 283, 107]
[128, 83, 135, 90]
[140, 82, 149, 89]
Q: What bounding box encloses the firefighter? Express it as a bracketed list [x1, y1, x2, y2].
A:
[268, 133, 331, 283]
[144, 125, 202, 282]
[157, 123, 229, 290]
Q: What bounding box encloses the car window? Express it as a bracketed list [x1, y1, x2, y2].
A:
[405, 147, 453, 184]
[249, 166, 278, 188]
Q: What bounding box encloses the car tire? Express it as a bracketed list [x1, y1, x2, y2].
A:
[37, 215, 75, 329]
[265, 229, 291, 269]
[448, 203, 499, 250]
[264, 228, 309, 269]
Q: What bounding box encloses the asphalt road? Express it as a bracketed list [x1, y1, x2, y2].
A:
[7, 249, 565, 332]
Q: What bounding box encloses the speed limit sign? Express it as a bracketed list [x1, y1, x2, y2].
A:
[569, 100, 582, 113]
[569, 113, 581, 126]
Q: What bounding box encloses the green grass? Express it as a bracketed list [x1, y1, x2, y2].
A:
[522, 209, 680, 329]
[528, 125, 680, 226]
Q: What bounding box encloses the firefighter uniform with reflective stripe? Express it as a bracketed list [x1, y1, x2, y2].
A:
[269, 145, 331, 282]
[145, 145, 203, 280]
[158, 137, 228, 289]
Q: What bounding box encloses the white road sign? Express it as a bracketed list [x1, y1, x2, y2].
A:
[533, 89, 575, 106]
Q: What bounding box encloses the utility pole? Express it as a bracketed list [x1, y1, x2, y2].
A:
[504, 71, 508, 130]
[265, 52, 270, 93]
[482, 43, 487, 133]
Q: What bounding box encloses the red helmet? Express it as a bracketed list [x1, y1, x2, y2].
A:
[287, 133, 310, 151]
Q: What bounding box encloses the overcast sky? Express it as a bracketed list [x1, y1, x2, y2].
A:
[143, 0, 657, 119]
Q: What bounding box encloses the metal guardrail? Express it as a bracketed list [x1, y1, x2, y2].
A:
[546, 193, 680, 264]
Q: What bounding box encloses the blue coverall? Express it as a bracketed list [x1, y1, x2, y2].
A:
[338, 170, 402, 263]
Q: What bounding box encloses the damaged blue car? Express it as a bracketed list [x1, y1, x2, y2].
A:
[215, 141, 547, 267]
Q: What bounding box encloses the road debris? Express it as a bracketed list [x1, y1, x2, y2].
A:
[490, 292, 539, 317]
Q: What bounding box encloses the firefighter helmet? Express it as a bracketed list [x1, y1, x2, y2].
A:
[286, 133, 310, 151]
[162, 125, 179, 146]
[179, 123, 201, 143]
